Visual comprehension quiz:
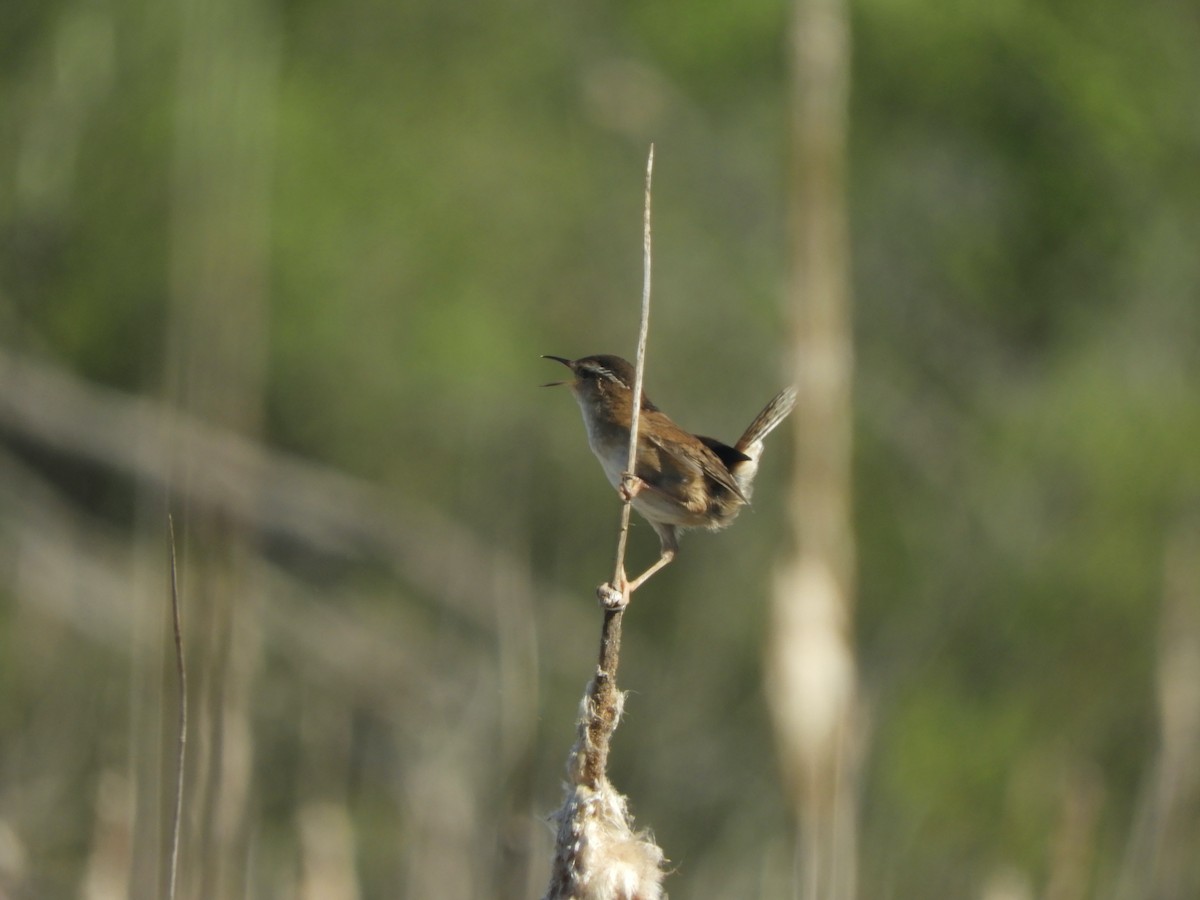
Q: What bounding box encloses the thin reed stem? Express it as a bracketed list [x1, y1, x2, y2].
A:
[167, 515, 187, 900]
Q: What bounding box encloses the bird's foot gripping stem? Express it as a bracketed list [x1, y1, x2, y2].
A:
[618, 472, 647, 503]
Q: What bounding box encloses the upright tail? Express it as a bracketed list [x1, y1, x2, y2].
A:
[730, 386, 797, 499]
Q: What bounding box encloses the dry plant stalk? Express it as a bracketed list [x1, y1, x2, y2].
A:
[1113, 521, 1200, 899]
[543, 147, 666, 900]
[167, 515, 187, 900]
[767, 0, 859, 897]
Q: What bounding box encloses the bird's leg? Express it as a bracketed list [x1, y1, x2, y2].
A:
[596, 522, 678, 609]
[624, 522, 678, 592]
[625, 548, 675, 593]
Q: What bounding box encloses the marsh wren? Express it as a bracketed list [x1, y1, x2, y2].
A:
[544, 354, 796, 598]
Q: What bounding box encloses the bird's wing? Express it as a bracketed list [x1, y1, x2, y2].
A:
[639, 414, 748, 506]
[695, 435, 751, 469]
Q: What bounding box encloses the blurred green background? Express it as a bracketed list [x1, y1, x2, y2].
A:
[1, 0, 1198, 897]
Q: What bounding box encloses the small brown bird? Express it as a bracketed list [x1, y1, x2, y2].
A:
[544, 354, 796, 595]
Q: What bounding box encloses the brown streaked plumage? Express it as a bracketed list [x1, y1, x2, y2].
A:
[543, 354, 796, 594]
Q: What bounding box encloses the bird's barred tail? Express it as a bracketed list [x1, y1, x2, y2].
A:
[730, 385, 797, 499]
[736, 386, 797, 453]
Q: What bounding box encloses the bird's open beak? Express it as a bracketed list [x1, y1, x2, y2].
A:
[540, 355, 574, 387]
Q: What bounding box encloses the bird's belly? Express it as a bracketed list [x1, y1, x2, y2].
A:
[630, 491, 706, 528]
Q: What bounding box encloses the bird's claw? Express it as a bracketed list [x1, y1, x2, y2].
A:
[618, 473, 646, 503]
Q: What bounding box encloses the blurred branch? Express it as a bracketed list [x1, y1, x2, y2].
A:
[0, 423, 598, 713]
[0, 445, 421, 699]
[544, 146, 665, 900]
[767, 0, 859, 896]
[0, 347, 575, 634]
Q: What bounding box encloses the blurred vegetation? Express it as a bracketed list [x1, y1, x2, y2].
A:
[1, 0, 1198, 897]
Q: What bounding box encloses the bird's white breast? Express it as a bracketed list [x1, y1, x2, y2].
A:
[579, 405, 629, 490]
